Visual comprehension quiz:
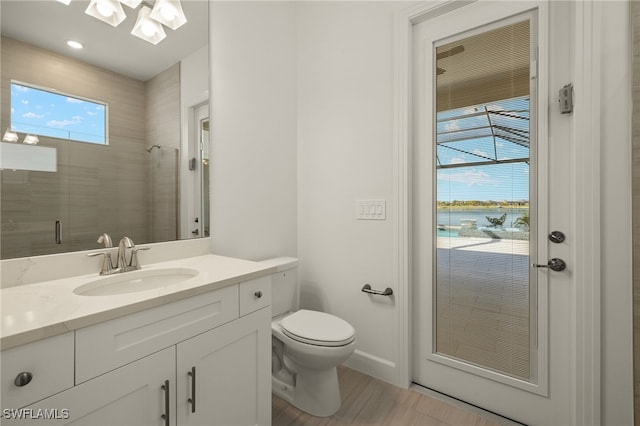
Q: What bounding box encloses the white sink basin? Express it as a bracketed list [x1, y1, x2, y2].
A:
[74, 268, 199, 296]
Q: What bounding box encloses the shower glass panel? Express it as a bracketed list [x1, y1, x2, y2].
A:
[434, 20, 534, 380]
[148, 146, 179, 242]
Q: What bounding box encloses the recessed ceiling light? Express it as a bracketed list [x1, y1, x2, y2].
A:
[66, 40, 84, 49]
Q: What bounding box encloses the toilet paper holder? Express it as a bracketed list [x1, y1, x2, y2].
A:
[361, 284, 393, 296]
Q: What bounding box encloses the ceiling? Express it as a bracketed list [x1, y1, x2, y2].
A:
[0, 0, 208, 82]
[435, 20, 530, 111]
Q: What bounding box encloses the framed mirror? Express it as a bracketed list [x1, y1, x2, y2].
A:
[0, 0, 210, 259]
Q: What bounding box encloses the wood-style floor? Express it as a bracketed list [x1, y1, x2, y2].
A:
[272, 366, 513, 426]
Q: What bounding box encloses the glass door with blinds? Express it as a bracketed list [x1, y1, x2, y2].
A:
[412, 1, 573, 423]
[435, 20, 534, 380]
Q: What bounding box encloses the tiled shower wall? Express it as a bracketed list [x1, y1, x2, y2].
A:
[0, 37, 149, 258]
[633, 2, 640, 423]
[145, 64, 180, 243]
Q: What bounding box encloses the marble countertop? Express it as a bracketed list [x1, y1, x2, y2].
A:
[1, 254, 276, 350]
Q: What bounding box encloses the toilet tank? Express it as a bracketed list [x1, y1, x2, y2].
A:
[260, 257, 299, 317]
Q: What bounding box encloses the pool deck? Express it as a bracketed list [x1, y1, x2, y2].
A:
[437, 235, 530, 254]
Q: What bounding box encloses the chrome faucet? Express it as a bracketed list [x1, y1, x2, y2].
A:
[88, 234, 150, 275]
[117, 236, 135, 272]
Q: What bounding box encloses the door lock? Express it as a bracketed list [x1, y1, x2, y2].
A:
[548, 231, 566, 244]
[532, 258, 566, 272]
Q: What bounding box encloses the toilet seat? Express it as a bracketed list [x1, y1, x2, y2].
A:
[280, 309, 355, 347]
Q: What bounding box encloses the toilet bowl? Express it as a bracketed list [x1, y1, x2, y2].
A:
[271, 310, 355, 417]
[261, 257, 356, 418]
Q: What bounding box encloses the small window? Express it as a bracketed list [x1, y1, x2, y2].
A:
[10, 81, 108, 145]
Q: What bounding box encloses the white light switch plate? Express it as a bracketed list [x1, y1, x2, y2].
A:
[356, 199, 386, 220]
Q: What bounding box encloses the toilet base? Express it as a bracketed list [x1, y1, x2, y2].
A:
[272, 366, 342, 417]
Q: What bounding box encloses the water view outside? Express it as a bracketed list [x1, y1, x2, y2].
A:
[437, 208, 528, 230]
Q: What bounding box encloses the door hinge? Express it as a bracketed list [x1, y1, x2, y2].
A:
[559, 83, 574, 114]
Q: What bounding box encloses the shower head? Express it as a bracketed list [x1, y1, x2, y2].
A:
[145, 144, 161, 153]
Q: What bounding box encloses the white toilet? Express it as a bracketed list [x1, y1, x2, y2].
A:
[261, 257, 356, 417]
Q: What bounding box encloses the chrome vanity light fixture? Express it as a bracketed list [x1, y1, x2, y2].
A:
[119, 0, 143, 8]
[58, 0, 186, 45]
[85, 0, 127, 27]
[149, 0, 187, 30]
[131, 4, 167, 45]
[2, 129, 19, 143]
[2, 130, 40, 145]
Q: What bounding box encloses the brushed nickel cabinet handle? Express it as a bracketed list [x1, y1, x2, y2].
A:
[161, 379, 170, 426]
[187, 367, 196, 413]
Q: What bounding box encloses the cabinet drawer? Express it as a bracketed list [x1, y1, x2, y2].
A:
[1, 332, 74, 410]
[4, 348, 176, 426]
[239, 276, 271, 316]
[76, 284, 239, 383]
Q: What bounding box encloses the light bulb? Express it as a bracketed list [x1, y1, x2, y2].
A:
[96, 1, 114, 17]
[160, 4, 177, 21]
[141, 21, 157, 37]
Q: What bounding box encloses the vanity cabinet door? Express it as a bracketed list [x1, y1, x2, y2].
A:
[2, 347, 176, 426]
[176, 307, 271, 426]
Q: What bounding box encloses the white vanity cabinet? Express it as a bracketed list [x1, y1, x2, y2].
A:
[1, 275, 272, 426]
[5, 347, 175, 426]
[176, 307, 271, 426]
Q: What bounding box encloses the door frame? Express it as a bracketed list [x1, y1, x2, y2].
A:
[181, 100, 209, 239]
[392, 1, 602, 423]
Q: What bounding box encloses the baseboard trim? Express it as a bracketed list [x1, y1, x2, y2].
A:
[343, 349, 398, 386]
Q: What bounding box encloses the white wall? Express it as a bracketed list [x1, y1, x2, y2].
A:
[181, 45, 209, 109]
[209, 1, 635, 421]
[296, 1, 411, 384]
[209, 1, 298, 260]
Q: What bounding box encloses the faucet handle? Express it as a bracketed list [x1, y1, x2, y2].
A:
[130, 247, 151, 270]
[97, 233, 113, 248]
[119, 236, 134, 248]
[87, 251, 116, 275]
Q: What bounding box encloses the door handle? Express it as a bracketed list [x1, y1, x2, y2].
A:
[532, 258, 566, 272]
[55, 220, 62, 244]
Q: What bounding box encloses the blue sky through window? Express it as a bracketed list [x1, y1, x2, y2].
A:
[436, 97, 530, 202]
[10, 82, 107, 145]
